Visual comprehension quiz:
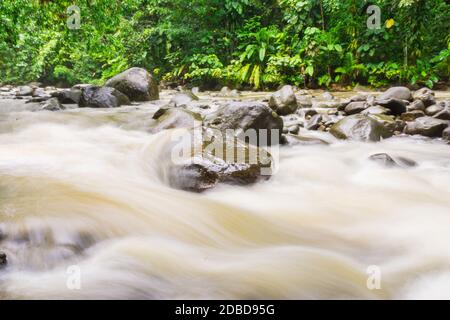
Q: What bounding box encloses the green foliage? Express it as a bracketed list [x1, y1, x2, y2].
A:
[231, 22, 280, 89]
[167, 54, 225, 87]
[0, 0, 448, 89]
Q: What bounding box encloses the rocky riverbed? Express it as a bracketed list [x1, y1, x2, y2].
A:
[1, 68, 450, 299]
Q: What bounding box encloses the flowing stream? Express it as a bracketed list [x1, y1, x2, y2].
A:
[0, 91, 450, 299]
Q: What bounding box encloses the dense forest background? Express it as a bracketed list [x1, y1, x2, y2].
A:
[0, 0, 449, 89]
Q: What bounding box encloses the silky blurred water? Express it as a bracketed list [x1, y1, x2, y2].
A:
[0, 93, 449, 299]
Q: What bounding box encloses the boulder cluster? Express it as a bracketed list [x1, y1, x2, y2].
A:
[267, 85, 450, 142]
[1, 70, 449, 194]
[0, 67, 159, 109]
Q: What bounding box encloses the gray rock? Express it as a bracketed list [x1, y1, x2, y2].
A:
[378, 86, 412, 101]
[404, 116, 448, 137]
[407, 100, 426, 111]
[72, 84, 93, 90]
[284, 133, 329, 146]
[79, 86, 130, 108]
[53, 89, 82, 104]
[32, 88, 46, 97]
[169, 91, 199, 107]
[313, 101, 345, 109]
[41, 98, 65, 111]
[433, 108, 450, 120]
[330, 114, 393, 141]
[412, 88, 435, 107]
[323, 114, 344, 127]
[27, 81, 43, 88]
[368, 114, 398, 134]
[269, 85, 298, 115]
[205, 101, 283, 146]
[349, 93, 372, 102]
[345, 101, 368, 115]
[230, 89, 241, 97]
[150, 108, 202, 133]
[163, 128, 272, 192]
[375, 98, 407, 115]
[361, 105, 391, 115]
[218, 86, 231, 96]
[425, 104, 444, 116]
[16, 85, 34, 96]
[191, 87, 200, 95]
[369, 153, 417, 168]
[26, 96, 52, 103]
[443, 127, 450, 141]
[26, 88, 52, 102]
[400, 110, 425, 121]
[105, 67, 159, 101]
[306, 114, 322, 130]
[394, 119, 407, 133]
[303, 108, 318, 117]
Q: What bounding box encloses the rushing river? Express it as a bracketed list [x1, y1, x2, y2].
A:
[0, 91, 450, 299]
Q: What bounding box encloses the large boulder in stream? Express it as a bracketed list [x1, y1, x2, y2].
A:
[269, 85, 298, 115]
[79, 86, 130, 108]
[205, 101, 283, 146]
[330, 114, 393, 141]
[160, 128, 273, 192]
[378, 86, 412, 101]
[105, 67, 159, 101]
[52, 88, 82, 104]
[403, 116, 448, 137]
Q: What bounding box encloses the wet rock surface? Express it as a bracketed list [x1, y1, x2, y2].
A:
[369, 153, 417, 168]
[404, 116, 449, 137]
[378, 86, 412, 101]
[162, 128, 272, 192]
[53, 88, 82, 104]
[205, 101, 283, 146]
[400, 110, 425, 122]
[413, 88, 436, 107]
[105, 67, 159, 101]
[269, 85, 298, 116]
[374, 98, 407, 115]
[345, 101, 369, 115]
[443, 127, 450, 141]
[79, 85, 131, 108]
[330, 114, 393, 142]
